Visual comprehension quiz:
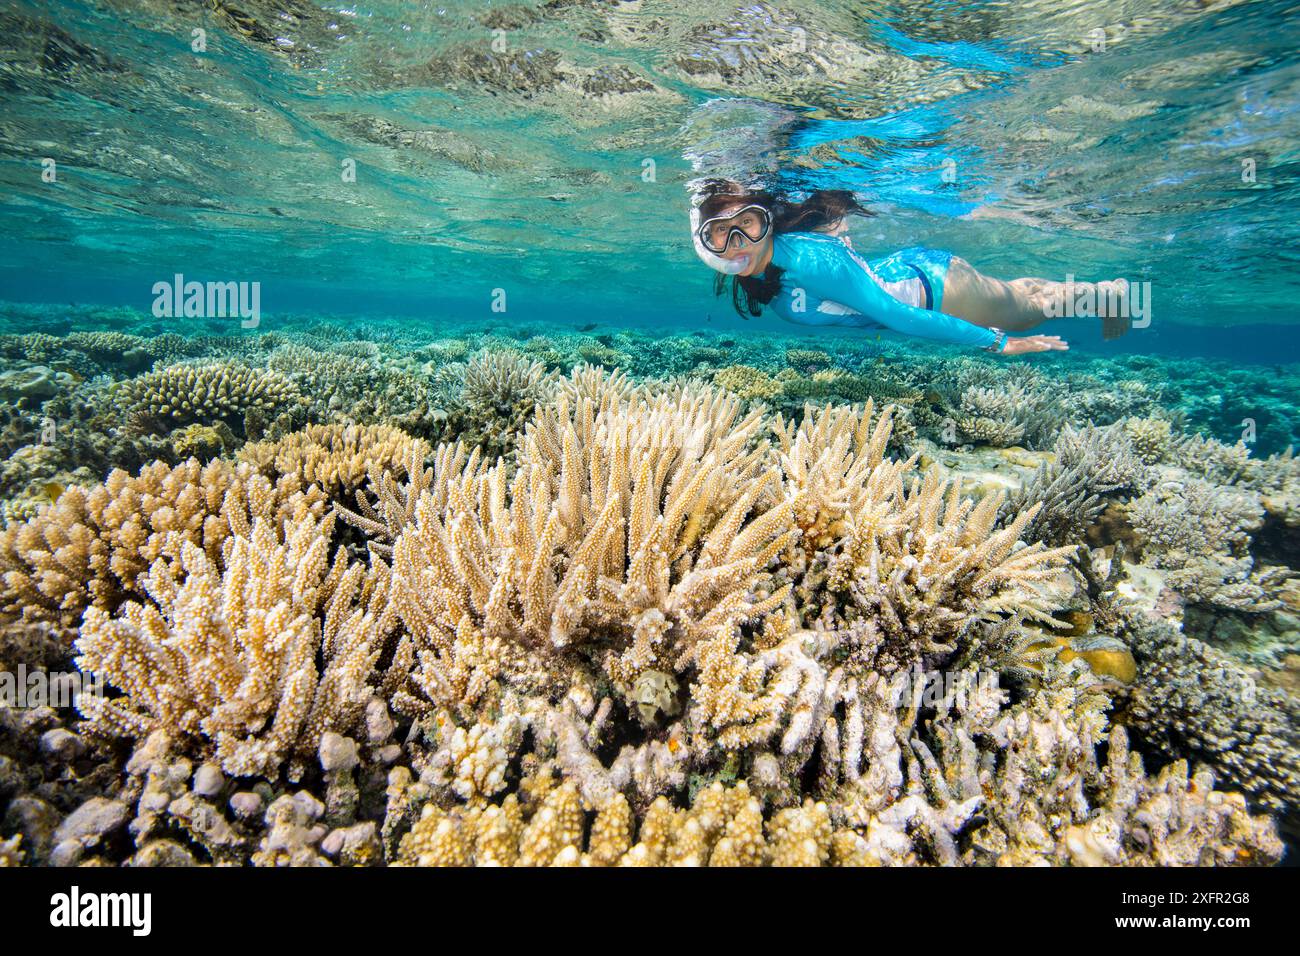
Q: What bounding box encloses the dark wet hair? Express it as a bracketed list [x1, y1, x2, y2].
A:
[695, 179, 873, 318]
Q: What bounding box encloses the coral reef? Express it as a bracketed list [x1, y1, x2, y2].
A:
[1123, 614, 1300, 831]
[115, 361, 303, 439]
[0, 311, 1294, 867]
[0, 458, 325, 626]
[75, 508, 384, 779]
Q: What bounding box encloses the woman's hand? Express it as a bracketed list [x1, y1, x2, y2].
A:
[1001, 334, 1068, 355]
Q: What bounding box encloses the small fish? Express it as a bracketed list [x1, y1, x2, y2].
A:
[42, 482, 65, 504]
[577, 323, 598, 332]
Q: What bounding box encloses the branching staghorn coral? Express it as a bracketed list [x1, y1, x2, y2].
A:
[846, 473, 1074, 661]
[956, 384, 1030, 447]
[1173, 432, 1253, 485]
[334, 440, 491, 559]
[459, 350, 556, 411]
[661, 403, 1084, 812]
[0, 459, 325, 626]
[114, 361, 303, 437]
[237, 423, 427, 504]
[75, 509, 385, 780]
[489, 401, 1072, 810]
[774, 402, 1076, 655]
[1121, 416, 1174, 464]
[1003, 423, 1147, 547]
[380, 379, 793, 741]
[426, 350, 559, 458]
[1127, 475, 1280, 612]
[772, 399, 903, 557]
[553, 362, 640, 407]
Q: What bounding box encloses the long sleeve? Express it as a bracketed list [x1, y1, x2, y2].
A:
[773, 235, 1000, 350]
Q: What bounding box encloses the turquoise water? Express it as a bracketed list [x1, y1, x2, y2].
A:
[1, 0, 1298, 331]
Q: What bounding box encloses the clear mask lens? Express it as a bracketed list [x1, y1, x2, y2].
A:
[697, 205, 771, 254]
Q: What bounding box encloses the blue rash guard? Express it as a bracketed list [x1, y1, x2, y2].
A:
[765, 232, 1001, 351]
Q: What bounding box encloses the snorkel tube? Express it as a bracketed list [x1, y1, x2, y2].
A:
[690, 202, 751, 275]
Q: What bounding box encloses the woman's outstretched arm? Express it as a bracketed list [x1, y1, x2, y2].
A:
[784, 236, 1005, 350]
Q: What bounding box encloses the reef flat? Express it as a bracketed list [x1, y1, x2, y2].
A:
[0, 300, 1296, 867]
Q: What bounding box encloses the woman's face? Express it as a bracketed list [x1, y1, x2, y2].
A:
[702, 201, 773, 276]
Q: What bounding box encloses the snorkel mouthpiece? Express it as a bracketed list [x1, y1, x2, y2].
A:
[712, 254, 750, 275]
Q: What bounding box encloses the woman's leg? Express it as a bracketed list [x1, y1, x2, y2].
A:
[940, 256, 1131, 337]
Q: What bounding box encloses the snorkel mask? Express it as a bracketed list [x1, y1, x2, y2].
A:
[690, 201, 772, 275]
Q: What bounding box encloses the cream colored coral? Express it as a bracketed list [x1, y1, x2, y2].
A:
[773, 399, 904, 556]
[713, 364, 782, 401]
[846, 468, 1074, 654]
[398, 805, 473, 866]
[768, 799, 833, 866]
[1121, 416, 1173, 464]
[440, 716, 516, 802]
[0, 834, 23, 866]
[335, 439, 490, 559]
[75, 509, 381, 779]
[0, 459, 324, 626]
[239, 423, 426, 502]
[459, 350, 556, 412]
[382, 376, 794, 723]
[588, 794, 633, 865]
[518, 781, 584, 866]
[116, 361, 300, 426]
[473, 795, 525, 866]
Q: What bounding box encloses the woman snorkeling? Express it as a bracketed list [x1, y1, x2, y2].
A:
[690, 180, 1132, 355]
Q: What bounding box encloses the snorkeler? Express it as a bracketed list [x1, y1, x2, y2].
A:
[690, 181, 1132, 355]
